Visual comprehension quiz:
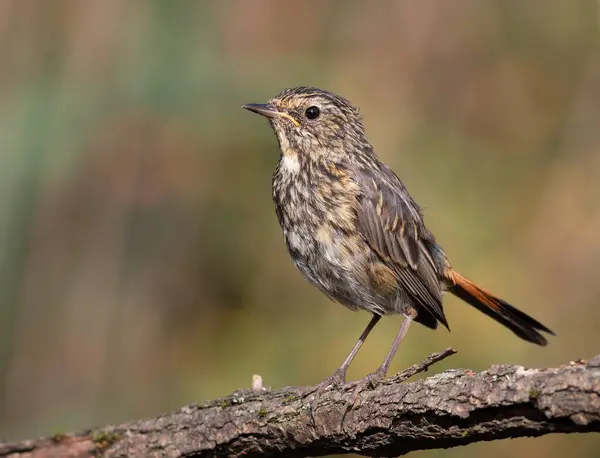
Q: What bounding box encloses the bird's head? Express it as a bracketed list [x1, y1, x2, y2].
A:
[243, 87, 372, 164]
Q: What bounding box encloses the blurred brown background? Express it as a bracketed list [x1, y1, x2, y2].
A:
[0, 1, 599, 456]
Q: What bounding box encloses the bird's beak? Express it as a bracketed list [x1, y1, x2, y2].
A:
[242, 103, 300, 127]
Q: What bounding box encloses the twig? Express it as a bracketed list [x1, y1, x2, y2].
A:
[392, 347, 457, 382]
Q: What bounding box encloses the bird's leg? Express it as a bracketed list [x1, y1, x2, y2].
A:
[341, 311, 415, 425]
[315, 313, 381, 387]
[373, 311, 415, 379]
[310, 313, 381, 423]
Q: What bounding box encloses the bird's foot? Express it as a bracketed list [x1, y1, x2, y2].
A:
[340, 367, 387, 427]
[310, 367, 347, 424]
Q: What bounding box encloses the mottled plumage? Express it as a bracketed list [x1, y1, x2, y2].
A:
[243, 86, 553, 399]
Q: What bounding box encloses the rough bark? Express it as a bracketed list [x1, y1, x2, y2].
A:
[1, 350, 599, 458]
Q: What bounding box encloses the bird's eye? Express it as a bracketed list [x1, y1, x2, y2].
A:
[305, 106, 320, 120]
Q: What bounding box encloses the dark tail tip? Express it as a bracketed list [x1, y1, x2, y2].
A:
[447, 271, 554, 346]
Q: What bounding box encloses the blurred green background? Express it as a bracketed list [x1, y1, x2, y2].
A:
[0, 1, 599, 456]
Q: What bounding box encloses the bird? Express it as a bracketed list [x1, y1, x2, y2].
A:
[242, 86, 554, 405]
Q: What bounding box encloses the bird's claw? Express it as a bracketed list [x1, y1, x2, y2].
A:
[310, 368, 346, 424]
[340, 368, 386, 427]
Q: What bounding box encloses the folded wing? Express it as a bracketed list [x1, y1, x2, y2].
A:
[356, 164, 448, 328]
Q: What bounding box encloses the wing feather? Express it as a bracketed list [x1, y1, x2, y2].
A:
[356, 165, 448, 328]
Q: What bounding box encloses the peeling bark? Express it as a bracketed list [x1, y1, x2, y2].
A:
[1, 351, 598, 457]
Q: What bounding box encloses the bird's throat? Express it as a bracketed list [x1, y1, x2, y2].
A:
[280, 154, 300, 174]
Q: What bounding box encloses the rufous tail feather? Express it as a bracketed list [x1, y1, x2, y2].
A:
[446, 270, 554, 345]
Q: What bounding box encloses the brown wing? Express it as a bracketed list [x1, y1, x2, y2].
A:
[356, 164, 448, 328]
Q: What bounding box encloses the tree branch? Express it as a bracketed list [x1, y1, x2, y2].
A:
[1, 351, 599, 457]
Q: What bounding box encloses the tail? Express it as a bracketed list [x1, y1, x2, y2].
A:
[446, 270, 554, 346]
